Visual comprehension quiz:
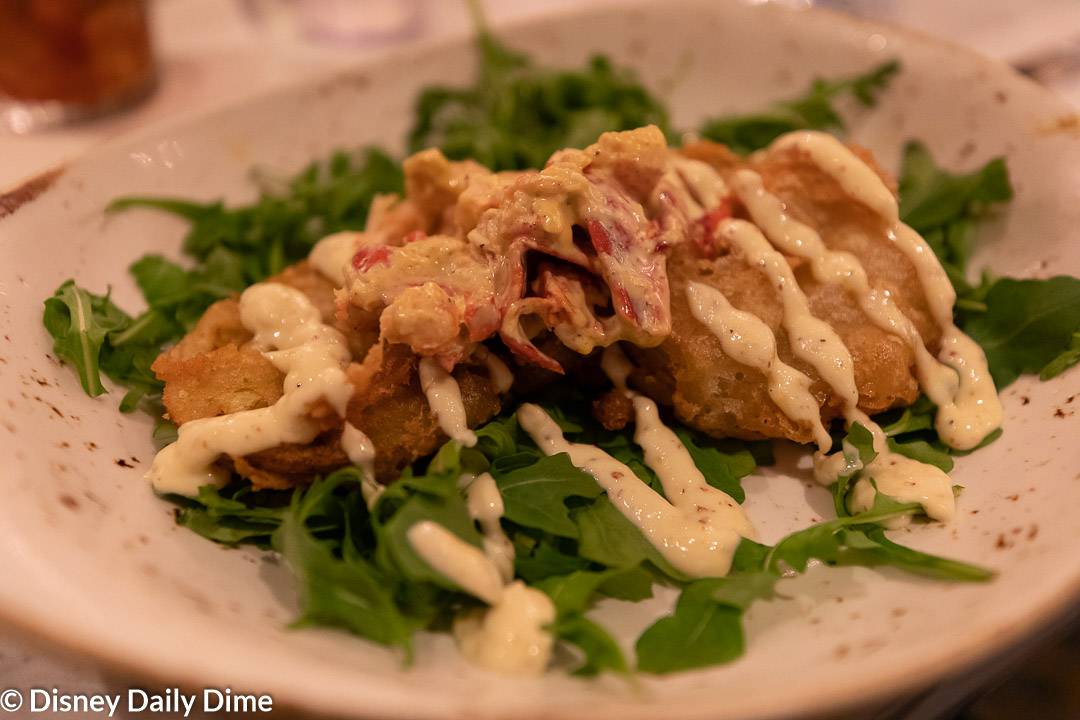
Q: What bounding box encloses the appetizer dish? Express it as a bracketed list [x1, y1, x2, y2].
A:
[128, 120, 1011, 675]
[5, 1, 1080, 717]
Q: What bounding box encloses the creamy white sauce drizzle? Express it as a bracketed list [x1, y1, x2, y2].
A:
[850, 454, 956, 522]
[309, 231, 363, 287]
[771, 131, 898, 221]
[731, 168, 935, 411]
[600, 342, 634, 393]
[341, 422, 382, 507]
[932, 330, 1002, 448]
[476, 346, 514, 394]
[685, 280, 833, 451]
[406, 473, 553, 676]
[418, 357, 478, 447]
[889, 225, 1003, 448]
[717, 217, 860, 432]
[686, 273, 954, 520]
[407, 521, 504, 604]
[761, 131, 1002, 450]
[453, 581, 556, 677]
[463, 472, 515, 583]
[665, 156, 728, 221]
[518, 400, 754, 578]
[698, 134, 1004, 518]
[147, 283, 353, 496]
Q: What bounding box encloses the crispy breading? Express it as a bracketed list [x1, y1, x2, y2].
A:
[153, 338, 283, 425]
[232, 431, 348, 491]
[625, 140, 930, 444]
[627, 244, 836, 444]
[592, 389, 634, 431]
[230, 396, 350, 490]
[155, 324, 501, 489]
[154, 254, 502, 488]
[273, 260, 338, 324]
[153, 133, 947, 487]
[165, 297, 252, 363]
[345, 343, 502, 482]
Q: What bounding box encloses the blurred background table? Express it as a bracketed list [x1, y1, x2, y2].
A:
[3, 0, 1080, 717]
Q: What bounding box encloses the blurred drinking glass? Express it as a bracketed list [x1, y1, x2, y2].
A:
[0, 0, 156, 134]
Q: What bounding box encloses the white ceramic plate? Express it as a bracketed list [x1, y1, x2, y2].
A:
[2, 1, 1080, 718]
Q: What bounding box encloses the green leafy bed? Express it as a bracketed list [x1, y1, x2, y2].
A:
[42, 27, 1080, 676]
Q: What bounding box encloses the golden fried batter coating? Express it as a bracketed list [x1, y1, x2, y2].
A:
[627, 244, 836, 444]
[153, 132, 949, 487]
[165, 297, 251, 363]
[623, 140, 934, 444]
[153, 342, 283, 426]
[592, 389, 634, 431]
[154, 260, 502, 489]
[273, 260, 338, 324]
[155, 309, 501, 489]
[345, 343, 501, 482]
[231, 396, 349, 490]
[232, 431, 348, 491]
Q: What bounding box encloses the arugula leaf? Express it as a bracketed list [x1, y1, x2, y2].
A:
[492, 453, 604, 539]
[409, 30, 668, 171]
[673, 428, 753, 503]
[636, 579, 745, 673]
[899, 142, 1012, 236]
[886, 437, 953, 473]
[511, 529, 592, 582]
[962, 277, 1080, 388]
[110, 148, 403, 282]
[897, 141, 1012, 303]
[596, 564, 657, 602]
[572, 495, 688, 582]
[1041, 331, 1080, 381]
[274, 471, 418, 657]
[876, 394, 937, 437]
[764, 504, 988, 581]
[698, 60, 900, 154]
[636, 487, 992, 675]
[43, 280, 169, 405]
[552, 614, 628, 677]
[43, 281, 132, 396]
[371, 445, 487, 590]
[173, 483, 288, 547]
[837, 526, 992, 582]
[534, 569, 629, 676]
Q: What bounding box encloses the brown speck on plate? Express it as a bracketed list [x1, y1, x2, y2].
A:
[1044, 113, 1080, 137]
[0, 166, 64, 219]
